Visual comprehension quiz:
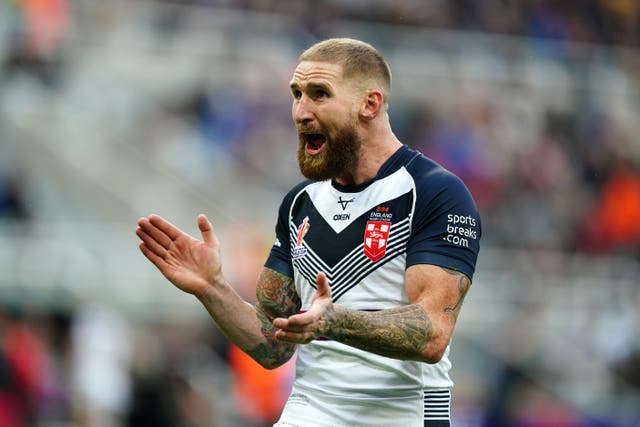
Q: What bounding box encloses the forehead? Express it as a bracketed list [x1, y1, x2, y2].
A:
[290, 61, 344, 87]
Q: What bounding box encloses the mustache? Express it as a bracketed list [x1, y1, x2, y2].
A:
[297, 124, 324, 134]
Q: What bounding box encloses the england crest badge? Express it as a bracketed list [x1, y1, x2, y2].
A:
[364, 220, 391, 262]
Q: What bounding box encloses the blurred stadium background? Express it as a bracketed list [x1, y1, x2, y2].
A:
[1, 1, 639, 426]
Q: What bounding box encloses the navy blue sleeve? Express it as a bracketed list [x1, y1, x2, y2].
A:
[406, 167, 481, 280]
[264, 183, 308, 278]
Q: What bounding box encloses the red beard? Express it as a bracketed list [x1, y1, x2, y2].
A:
[297, 121, 361, 182]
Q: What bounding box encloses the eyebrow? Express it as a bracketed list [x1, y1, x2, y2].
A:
[289, 81, 331, 92]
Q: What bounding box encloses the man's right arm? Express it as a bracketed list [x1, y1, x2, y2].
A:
[195, 267, 299, 369]
[136, 213, 298, 369]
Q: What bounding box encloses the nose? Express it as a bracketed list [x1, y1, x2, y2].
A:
[292, 95, 314, 124]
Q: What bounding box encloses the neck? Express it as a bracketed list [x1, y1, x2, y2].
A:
[335, 125, 403, 186]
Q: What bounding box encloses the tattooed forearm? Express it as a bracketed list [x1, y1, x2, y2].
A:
[441, 268, 471, 321]
[325, 304, 433, 359]
[246, 309, 296, 368]
[256, 268, 301, 318]
[246, 268, 300, 368]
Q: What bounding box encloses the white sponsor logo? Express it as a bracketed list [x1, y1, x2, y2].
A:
[443, 213, 478, 248]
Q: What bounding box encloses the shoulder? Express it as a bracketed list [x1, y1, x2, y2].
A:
[278, 179, 315, 210]
[285, 179, 314, 198]
[402, 149, 482, 279]
[403, 148, 474, 203]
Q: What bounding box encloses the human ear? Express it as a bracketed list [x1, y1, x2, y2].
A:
[360, 90, 383, 121]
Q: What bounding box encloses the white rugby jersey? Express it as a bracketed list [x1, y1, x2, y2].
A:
[265, 145, 481, 427]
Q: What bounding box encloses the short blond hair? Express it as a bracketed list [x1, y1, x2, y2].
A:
[299, 38, 392, 105]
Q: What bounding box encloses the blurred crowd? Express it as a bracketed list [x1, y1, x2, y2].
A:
[403, 96, 640, 257]
[0, 302, 297, 427]
[193, 0, 640, 47]
[1, 1, 640, 427]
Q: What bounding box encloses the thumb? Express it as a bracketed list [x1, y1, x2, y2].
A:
[315, 272, 332, 299]
[197, 214, 215, 245]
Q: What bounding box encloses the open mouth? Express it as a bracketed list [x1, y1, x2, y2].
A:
[302, 133, 327, 155]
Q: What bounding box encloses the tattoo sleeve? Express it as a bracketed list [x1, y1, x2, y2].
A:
[325, 304, 434, 360]
[246, 268, 301, 368]
[323, 267, 471, 361]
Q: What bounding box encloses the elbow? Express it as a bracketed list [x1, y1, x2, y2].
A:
[249, 344, 295, 370]
[417, 336, 449, 364]
[420, 347, 446, 364]
[253, 353, 292, 370]
[257, 359, 284, 370]
[416, 320, 455, 364]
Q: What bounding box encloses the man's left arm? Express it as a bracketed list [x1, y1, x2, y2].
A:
[272, 264, 471, 363]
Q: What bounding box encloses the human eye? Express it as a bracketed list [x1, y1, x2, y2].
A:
[314, 88, 329, 99]
[291, 89, 302, 99]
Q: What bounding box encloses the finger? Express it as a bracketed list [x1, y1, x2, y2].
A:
[139, 242, 168, 271]
[274, 329, 295, 342]
[135, 227, 166, 258]
[148, 214, 183, 241]
[137, 217, 173, 249]
[273, 312, 313, 330]
[197, 214, 215, 246]
[272, 317, 288, 329]
[315, 272, 332, 298]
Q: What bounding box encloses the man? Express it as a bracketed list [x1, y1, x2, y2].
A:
[136, 38, 481, 427]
